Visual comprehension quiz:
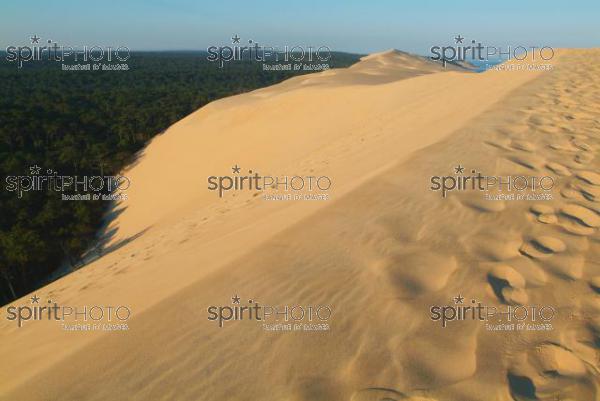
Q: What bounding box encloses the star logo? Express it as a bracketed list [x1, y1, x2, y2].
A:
[30, 294, 40, 304]
[29, 165, 42, 175]
[231, 295, 240, 304]
[454, 35, 464, 44]
[232, 34, 241, 44]
[454, 164, 465, 174]
[453, 294, 464, 304]
[30, 35, 40, 44]
[232, 165, 241, 174]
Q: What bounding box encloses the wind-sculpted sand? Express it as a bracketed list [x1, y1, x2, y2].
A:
[1, 49, 600, 401]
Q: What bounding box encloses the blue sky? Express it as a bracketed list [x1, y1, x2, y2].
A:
[1, 0, 598, 53]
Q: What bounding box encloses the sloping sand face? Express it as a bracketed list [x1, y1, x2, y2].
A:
[101, 49, 473, 245]
[2, 49, 600, 401]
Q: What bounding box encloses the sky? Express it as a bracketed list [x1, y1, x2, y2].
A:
[1, 0, 599, 54]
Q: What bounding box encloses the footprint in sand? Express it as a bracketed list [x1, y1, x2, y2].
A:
[507, 373, 537, 401]
[488, 264, 528, 304]
[484, 138, 511, 150]
[576, 170, 600, 186]
[489, 265, 526, 288]
[519, 236, 567, 259]
[572, 140, 594, 152]
[519, 234, 585, 279]
[574, 152, 594, 165]
[508, 154, 545, 171]
[529, 115, 553, 125]
[546, 162, 572, 176]
[508, 342, 593, 401]
[549, 141, 579, 152]
[537, 214, 558, 224]
[532, 343, 588, 378]
[560, 186, 586, 201]
[530, 204, 558, 225]
[501, 286, 529, 305]
[507, 257, 548, 287]
[560, 220, 596, 236]
[510, 140, 536, 152]
[572, 181, 600, 202]
[530, 204, 554, 215]
[560, 204, 600, 228]
[590, 276, 600, 293]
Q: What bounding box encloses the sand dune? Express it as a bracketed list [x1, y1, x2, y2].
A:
[2, 49, 600, 401]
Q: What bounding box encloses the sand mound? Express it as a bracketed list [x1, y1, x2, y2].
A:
[2, 49, 600, 401]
